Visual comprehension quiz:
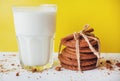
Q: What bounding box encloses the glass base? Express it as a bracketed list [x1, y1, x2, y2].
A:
[21, 62, 53, 72]
[17, 35, 54, 72]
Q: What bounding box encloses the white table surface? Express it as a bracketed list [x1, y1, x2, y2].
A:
[0, 52, 120, 81]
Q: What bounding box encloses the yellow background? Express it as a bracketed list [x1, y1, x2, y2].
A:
[0, 0, 120, 52]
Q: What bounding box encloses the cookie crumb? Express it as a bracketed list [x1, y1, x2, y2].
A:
[46, 73, 48, 75]
[107, 72, 110, 75]
[116, 62, 120, 67]
[0, 70, 4, 72]
[100, 62, 103, 65]
[105, 63, 113, 70]
[17, 64, 20, 67]
[11, 64, 15, 66]
[32, 68, 37, 73]
[36, 77, 39, 80]
[55, 66, 61, 71]
[0, 64, 3, 67]
[16, 72, 19, 76]
[106, 60, 112, 64]
[12, 54, 16, 56]
[39, 76, 41, 78]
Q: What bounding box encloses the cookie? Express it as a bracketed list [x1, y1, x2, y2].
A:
[61, 63, 96, 71]
[58, 25, 100, 71]
[61, 34, 98, 48]
[59, 54, 97, 66]
[61, 48, 97, 60]
[66, 45, 98, 53]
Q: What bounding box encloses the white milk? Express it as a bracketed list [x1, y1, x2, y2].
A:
[13, 5, 56, 66]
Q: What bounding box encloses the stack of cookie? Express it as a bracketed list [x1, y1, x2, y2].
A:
[58, 25, 100, 71]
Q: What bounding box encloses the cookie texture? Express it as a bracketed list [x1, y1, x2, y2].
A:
[58, 25, 100, 71]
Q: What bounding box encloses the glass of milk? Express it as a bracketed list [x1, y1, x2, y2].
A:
[12, 4, 56, 71]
